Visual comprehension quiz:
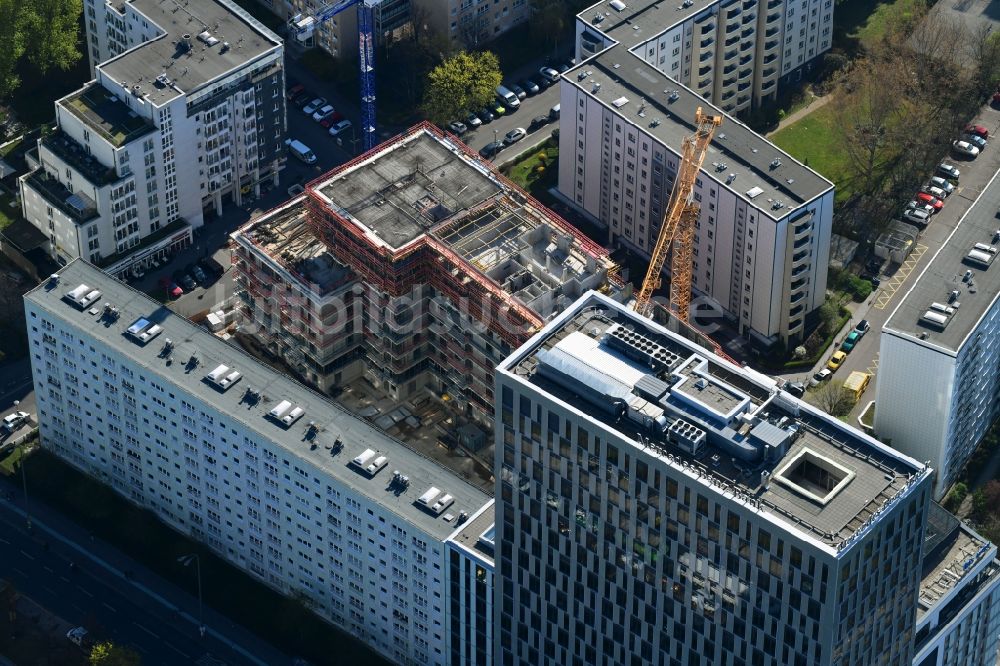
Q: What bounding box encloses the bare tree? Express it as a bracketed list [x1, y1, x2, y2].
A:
[813, 382, 855, 417]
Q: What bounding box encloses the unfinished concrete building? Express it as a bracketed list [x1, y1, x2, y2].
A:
[233, 123, 625, 443]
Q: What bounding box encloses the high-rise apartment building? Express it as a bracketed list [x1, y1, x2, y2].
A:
[19, 0, 286, 278]
[877, 170, 1000, 500]
[495, 290, 933, 665]
[25, 260, 492, 666]
[232, 123, 624, 427]
[558, 0, 835, 346]
[576, 0, 834, 115]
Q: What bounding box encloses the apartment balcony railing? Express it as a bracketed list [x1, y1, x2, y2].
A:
[23, 170, 99, 223]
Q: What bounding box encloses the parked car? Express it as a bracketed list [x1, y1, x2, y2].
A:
[200, 257, 224, 278]
[158, 276, 183, 298]
[447, 120, 468, 135]
[503, 127, 526, 145]
[319, 112, 345, 128]
[826, 351, 847, 371]
[841, 331, 862, 352]
[291, 90, 313, 107]
[809, 368, 832, 387]
[286, 83, 305, 100]
[965, 123, 989, 139]
[519, 79, 540, 95]
[937, 163, 960, 180]
[2, 411, 30, 433]
[174, 271, 196, 292]
[191, 265, 209, 285]
[287, 139, 317, 165]
[303, 98, 326, 115]
[66, 627, 91, 649]
[479, 141, 504, 159]
[953, 140, 980, 157]
[328, 119, 353, 137]
[785, 381, 806, 398]
[855, 319, 870, 335]
[510, 84, 526, 100]
[916, 192, 944, 211]
[903, 208, 931, 226]
[928, 176, 955, 194]
[490, 100, 507, 117]
[963, 133, 987, 151]
[922, 185, 948, 200]
[557, 63, 571, 74]
[528, 115, 550, 132]
[538, 66, 560, 85]
[312, 104, 336, 122]
[906, 200, 935, 215]
[465, 112, 482, 128]
[478, 107, 495, 123]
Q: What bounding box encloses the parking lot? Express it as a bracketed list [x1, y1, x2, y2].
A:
[801, 99, 1000, 420]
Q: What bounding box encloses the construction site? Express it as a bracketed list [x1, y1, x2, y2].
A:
[232, 123, 626, 489]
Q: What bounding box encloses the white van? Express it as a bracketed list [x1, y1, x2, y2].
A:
[287, 139, 317, 165]
[496, 85, 520, 110]
[549, 103, 560, 121]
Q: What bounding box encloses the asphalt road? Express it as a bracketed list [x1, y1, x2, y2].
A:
[458, 80, 562, 164]
[0, 476, 290, 666]
[799, 100, 1000, 421]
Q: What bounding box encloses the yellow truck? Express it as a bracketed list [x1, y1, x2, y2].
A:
[843, 371, 871, 402]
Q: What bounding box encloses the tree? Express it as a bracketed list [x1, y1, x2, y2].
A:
[90, 642, 141, 666]
[530, 0, 566, 53]
[422, 51, 502, 126]
[813, 382, 854, 417]
[0, 0, 28, 98]
[25, 0, 83, 75]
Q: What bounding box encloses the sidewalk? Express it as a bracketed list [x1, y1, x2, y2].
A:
[766, 92, 833, 137]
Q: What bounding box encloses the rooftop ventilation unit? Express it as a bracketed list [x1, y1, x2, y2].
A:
[205, 364, 242, 391]
[281, 406, 305, 427]
[965, 245, 997, 268]
[668, 418, 707, 455]
[612, 96, 629, 108]
[268, 400, 292, 421]
[919, 310, 950, 330]
[125, 318, 162, 345]
[48, 273, 60, 287]
[64, 284, 103, 310]
[667, 90, 680, 102]
[603, 324, 682, 372]
[770, 158, 782, 169]
[415, 487, 456, 515]
[609, 0, 627, 11]
[745, 186, 764, 199]
[197, 30, 220, 46]
[351, 449, 389, 477]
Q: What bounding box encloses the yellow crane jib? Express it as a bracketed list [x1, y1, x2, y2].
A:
[633, 107, 722, 321]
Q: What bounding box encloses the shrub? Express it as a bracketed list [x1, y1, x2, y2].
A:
[943, 482, 968, 511]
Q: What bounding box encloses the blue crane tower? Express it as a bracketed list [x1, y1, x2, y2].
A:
[291, 0, 380, 151]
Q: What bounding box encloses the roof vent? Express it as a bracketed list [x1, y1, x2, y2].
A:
[770, 158, 782, 169]
[666, 90, 680, 102]
[64, 284, 103, 310]
[611, 96, 629, 108]
[650, 118, 661, 127]
[415, 487, 455, 515]
[609, 0, 627, 11]
[745, 186, 764, 199]
[48, 273, 60, 287]
[350, 449, 388, 477]
[267, 400, 305, 427]
[205, 364, 242, 391]
[125, 317, 162, 345]
[965, 245, 996, 268]
[197, 30, 220, 46]
[726, 173, 737, 184]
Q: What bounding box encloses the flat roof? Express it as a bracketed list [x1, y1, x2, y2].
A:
[918, 502, 996, 621]
[885, 169, 1000, 352]
[580, 0, 722, 44]
[500, 292, 929, 550]
[445, 500, 496, 566]
[61, 84, 155, 148]
[565, 51, 833, 217]
[100, 0, 281, 106]
[313, 130, 502, 250]
[26, 260, 491, 541]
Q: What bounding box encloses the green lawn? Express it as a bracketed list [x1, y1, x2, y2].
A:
[770, 102, 853, 201]
[504, 137, 559, 197]
[833, 0, 929, 53]
[0, 443, 28, 476]
[22, 450, 391, 666]
[0, 190, 20, 230]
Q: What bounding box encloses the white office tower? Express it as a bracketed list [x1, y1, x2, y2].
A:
[495, 291, 934, 665]
[24, 260, 491, 666]
[878, 173, 1000, 500]
[445, 500, 496, 666]
[19, 0, 287, 278]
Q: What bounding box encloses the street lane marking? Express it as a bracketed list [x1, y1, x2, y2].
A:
[873, 243, 927, 310]
[165, 643, 190, 658]
[60, 576, 70, 583]
[77, 587, 94, 597]
[12, 567, 27, 577]
[133, 622, 160, 639]
[0, 537, 9, 544]
[865, 353, 880, 376]
[19, 549, 35, 560]
[43, 566, 53, 573]
[43, 586, 56, 596]
[103, 602, 117, 612]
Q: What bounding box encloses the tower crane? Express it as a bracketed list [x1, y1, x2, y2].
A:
[633, 107, 722, 321]
[290, 0, 380, 151]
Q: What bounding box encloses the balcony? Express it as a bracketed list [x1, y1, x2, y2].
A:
[725, 35, 740, 47]
[792, 250, 811, 267]
[790, 278, 809, 293]
[765, 27, 780, 38]
[742, 12, 756, 24]
[24, 170, 99, 224]
[766, 11, 781, 23]
[41, 132, 120, 186]
[723, 77, 738, 88]
[723, 48, 738, 62]
[700, 37, 715, 49]
[794, 221, 812, 239]
[743, 0, 757, 9]
[767, 0, 782, 8]
[789, 304, 805, 318]
[96, 218, 191, 269]
[790, 291, 806, 304]
[763, 52, 778, 64]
